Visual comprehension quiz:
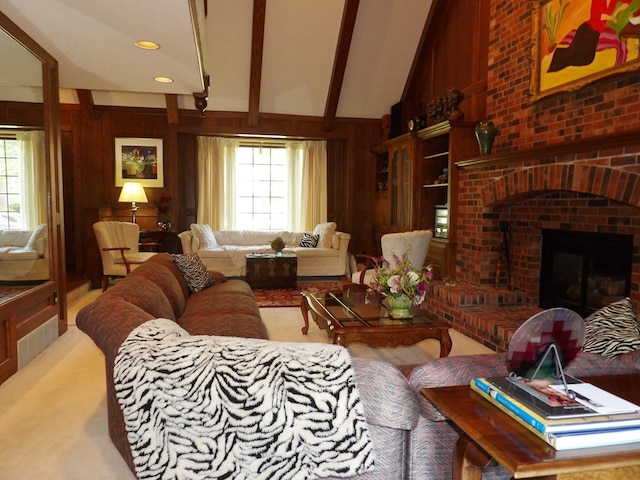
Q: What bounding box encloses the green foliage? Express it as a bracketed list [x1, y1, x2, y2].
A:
[543, 0, 570, 47]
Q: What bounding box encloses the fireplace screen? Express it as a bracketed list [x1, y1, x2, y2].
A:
[539, 229, 632, 316]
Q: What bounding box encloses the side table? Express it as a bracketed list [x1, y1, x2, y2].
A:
[246, 253, 297, 289]
[139, 229, 182, 254]
[422, 373, 640, 480]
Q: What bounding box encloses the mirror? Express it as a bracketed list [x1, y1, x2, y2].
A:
[0, 19, 49, 300]
[0, 11, 65, 321]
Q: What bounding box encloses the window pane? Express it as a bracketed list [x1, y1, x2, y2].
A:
[0, 138, 22, 229]
[234, 144, 288, 230]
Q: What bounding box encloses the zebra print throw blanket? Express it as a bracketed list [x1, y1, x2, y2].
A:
[114, 318, 375, 480]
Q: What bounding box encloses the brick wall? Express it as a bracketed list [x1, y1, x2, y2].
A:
[423, 1, 640, 349]
[454, 1, 640, 313]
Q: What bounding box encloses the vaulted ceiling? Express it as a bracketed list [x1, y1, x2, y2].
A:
[0, 0, 432, 125]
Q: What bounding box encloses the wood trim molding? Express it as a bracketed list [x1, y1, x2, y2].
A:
[456, 129, 640, 168]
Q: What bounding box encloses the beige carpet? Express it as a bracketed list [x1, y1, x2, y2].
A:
[0, 289, 492, 480]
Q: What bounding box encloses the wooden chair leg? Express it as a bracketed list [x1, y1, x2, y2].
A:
[102, 275, 109, 292]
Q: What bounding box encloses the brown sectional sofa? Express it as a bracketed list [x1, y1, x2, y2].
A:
[76, 253, 421, 480]
[76, 253, 268, 473]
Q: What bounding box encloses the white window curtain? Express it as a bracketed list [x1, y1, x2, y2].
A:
[196, 136, 238, 230]
[17, 130, 47, 229]
[286, 140, 327, 231]
[196, 136, 327, 231]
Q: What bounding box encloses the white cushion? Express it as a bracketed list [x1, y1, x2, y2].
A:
[190, 224, 219, 249]
[26, 224, 47, 253]
[312, 222, 337, 249]
[0, 230, 32, 247]
[3, 247, 39, 260]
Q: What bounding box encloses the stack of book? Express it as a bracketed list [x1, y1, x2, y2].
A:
[471, 375, 640, 450]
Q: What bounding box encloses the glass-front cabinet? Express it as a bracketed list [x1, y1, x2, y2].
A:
[389, 141, 412, 229]
[371, 120, 477, 280]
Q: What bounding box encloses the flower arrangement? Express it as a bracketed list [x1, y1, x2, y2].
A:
[123, 148, 156, 176]
[370, 252, 433, 306]
[270, 236, 285, 253]
[154, 191, 172, 228]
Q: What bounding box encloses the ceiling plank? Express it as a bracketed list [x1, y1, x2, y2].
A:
[248, 0, 266, 127]
[323, 0, 359, 132]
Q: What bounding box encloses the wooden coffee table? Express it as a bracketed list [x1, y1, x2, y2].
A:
[300, 285, 452, 357]
[422, 373, 640, 480]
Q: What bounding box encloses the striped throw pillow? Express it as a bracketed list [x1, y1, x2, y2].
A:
[582, 297, 640, 357]
[300, 233, 319, 248]
[172, 253, 216, 293]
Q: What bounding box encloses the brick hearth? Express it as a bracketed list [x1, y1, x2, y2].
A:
[424, 281, 541, 353]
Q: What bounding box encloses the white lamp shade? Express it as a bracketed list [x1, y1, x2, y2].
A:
[118, 182, 148, 203]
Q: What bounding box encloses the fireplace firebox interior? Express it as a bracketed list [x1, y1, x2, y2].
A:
[539, 229, 632, 317]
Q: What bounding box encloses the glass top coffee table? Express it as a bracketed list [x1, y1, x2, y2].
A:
[300, 285, 452, 357]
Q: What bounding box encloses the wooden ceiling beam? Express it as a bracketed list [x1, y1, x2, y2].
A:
[165, 94, 179, 124]
[323, 0, 359, 132]
[76, 89, 94, 109]
[248, 0, 266, 127]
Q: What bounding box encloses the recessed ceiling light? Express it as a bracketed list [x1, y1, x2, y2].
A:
[135, 40, 160, 50]
[154, 76, 174, 83]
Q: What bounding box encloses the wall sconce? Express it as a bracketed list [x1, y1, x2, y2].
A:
[118, 181, 148, 223]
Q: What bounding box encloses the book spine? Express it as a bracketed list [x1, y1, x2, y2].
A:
[471, 378, 549, 435]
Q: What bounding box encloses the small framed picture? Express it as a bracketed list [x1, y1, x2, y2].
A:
[115, 137, 163, 187]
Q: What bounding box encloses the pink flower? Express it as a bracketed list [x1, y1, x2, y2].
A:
[388, 275, 403, 293]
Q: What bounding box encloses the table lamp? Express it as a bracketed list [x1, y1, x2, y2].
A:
[118, 181, 147, 223]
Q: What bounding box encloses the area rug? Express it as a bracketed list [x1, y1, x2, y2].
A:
[252, 279, 351, 307]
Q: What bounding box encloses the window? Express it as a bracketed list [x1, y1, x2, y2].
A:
[235, 143, 288, 230]
[0, 137, 22, 230]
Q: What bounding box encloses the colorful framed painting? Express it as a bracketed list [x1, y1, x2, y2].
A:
[530, 0, 640, 102]
[115, 137, 164, 187]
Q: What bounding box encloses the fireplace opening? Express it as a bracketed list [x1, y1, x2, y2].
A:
[539, 229, 632, 317]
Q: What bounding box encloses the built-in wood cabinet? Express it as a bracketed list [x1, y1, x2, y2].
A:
[371, 120, 477, 280]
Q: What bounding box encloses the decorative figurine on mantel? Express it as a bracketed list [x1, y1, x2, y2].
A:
[426, 87, 464, 124]
[443, 88, 464, 121]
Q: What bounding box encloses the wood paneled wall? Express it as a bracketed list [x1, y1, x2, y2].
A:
[59, 105, 381, 286]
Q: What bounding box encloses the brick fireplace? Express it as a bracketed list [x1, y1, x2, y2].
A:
[422, 139, 640, 352]
[416, 1, 640, 353]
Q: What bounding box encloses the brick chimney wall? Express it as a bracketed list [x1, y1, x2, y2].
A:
[453, 2, 640, 311]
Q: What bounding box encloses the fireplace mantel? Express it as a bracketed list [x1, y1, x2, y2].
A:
[456, 128, 640, 169]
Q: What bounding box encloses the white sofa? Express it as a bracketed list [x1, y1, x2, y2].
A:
[0, 224, 49, 281]
[178, 223, 351, 277]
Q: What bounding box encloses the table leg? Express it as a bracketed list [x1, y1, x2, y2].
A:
[300, 294, 310, 335]
[453, 435, 491, 480]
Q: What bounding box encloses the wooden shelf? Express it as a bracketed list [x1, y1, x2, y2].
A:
[424, 151, 449, 160]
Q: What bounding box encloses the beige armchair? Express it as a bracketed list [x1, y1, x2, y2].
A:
[93, 221, 157, 291]
[352, 230, 433, 285]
